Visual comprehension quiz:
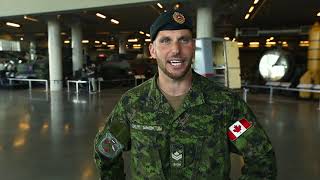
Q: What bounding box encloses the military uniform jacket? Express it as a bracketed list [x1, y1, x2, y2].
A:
[94, 72, 277, 180]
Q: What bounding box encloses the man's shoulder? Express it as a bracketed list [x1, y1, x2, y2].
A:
[119, 78, 153, 104]
[195, 74, 234, 101]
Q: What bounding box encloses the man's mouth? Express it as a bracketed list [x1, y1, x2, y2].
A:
[169, 60, 183, 66]
[168, 59, 184, 67]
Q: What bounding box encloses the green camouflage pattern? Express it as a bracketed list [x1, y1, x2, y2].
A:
[94, 72, 277, 180]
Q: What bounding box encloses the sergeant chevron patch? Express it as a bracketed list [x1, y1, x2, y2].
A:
[172, 151, 183, 161]
[170, 144, 184, 167]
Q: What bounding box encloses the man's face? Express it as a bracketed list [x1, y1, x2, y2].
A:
[149, 29, 195, 80]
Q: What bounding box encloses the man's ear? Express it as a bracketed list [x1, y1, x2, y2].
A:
[149, 43, 156, 59]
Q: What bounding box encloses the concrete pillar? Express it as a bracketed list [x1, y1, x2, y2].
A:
[48, 19, 63, 91]
[118, 34, 127, 54]
[143, 43, 150, 58]
[29, 40, 37, 61]
[71, 22, 83, 75]
[50, 91, 64, 144]
[194, 6, 214, 77]
[196, 6, 213, 38]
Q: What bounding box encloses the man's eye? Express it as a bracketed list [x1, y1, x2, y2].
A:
[160, 38, 171, 44]
[180, 38, 192, 44]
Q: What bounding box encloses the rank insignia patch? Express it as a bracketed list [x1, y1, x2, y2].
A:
[170, 144, 184, 167]
[172, 12, 185, 24]
[227, 118, 252, 141]
[98, 132, 124, 159]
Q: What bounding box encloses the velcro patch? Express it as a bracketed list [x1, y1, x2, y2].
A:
[170, 144, 184, 168]
[227, 118, 252, 141]
[98, 132, 124, 159]
[131, 123, 163, 132]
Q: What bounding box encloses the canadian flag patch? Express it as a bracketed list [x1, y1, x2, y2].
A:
[227, 118, 252, 141]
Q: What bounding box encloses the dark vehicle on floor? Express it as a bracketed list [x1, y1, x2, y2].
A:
[98, 53, 157, 81]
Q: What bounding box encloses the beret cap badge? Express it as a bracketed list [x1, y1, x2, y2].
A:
[172, 12, 185, 24]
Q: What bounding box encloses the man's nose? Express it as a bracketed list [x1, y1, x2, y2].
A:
[171, 41, 181, 55]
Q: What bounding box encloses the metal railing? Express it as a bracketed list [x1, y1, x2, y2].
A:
[243, 83, 320, 110]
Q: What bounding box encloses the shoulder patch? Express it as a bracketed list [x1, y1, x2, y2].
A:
[98, 132, 124, 159]
[227, 118, 252, 141]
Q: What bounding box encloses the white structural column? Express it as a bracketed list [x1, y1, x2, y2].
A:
[48, 19, 63, 91]
[118, 34, 127, 54]
[196, 6, 213, 38]
[50, 92, 64, 143]
[71, 22, 83, 75]
[143, 43, 150, 58]
[194, 6, 214, 77]
[29, 40, 37, 61]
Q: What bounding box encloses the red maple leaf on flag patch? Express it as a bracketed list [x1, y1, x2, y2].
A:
[233, 125, 242, 133]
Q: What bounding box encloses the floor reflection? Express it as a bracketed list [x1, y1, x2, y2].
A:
[0, 89, 319, 179]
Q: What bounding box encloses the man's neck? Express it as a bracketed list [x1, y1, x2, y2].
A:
[158, 70, 192, 96]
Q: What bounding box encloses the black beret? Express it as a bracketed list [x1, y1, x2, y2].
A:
[150, 9, 192, 41]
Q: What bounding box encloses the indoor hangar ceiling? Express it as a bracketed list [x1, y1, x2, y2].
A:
[0, 0, 319, 44]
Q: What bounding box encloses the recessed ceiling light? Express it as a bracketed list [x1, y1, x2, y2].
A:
[245, 14, 250, 20]
[249, 6, 254, 13]
[157, 3, 163, 9]
[24, 15, 38, 22]
[317, 12, 320, 16]
[6, 22, 20, 28]
[110, 19, 119, 24]
[96, 13, 106, 19]
[128, 38, 138, 42]
[254, 0, 259, 4]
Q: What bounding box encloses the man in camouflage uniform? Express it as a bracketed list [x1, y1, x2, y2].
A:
[94, 9, 277, 180]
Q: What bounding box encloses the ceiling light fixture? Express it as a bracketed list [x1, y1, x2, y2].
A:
[139, 31, 145, 34]
[146, 33, 150, 37]
[107, 45, 115, 49]
[95, 41, 100, 44]
[174, 3, 180, 9]
[111, 19, 119, 24]
[64, 40, 70, 44]
[145, 39, 151, 42]
[24, 15, 38, 22]
[157, 3, 163, 9]
[254, 0, 259, 4]
[6, 22, 21, 28]
[237, 42, 244, 47]
[82, 40, 89, 43]
[128, 38, 138, 42]
[102, 42, 107, 45]
[245, 14, 250, 20]
[249, 6, 255, 13]
[224, 37, 230, 41]
[96, 13, 106, 19]
[317, 12, 320, 16]
[249, 42, 260, 48]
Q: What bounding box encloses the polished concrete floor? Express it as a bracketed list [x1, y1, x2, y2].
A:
[0, 87, 319, 180]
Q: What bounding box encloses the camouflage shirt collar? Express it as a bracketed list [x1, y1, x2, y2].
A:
[148, 71, 205, 109]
